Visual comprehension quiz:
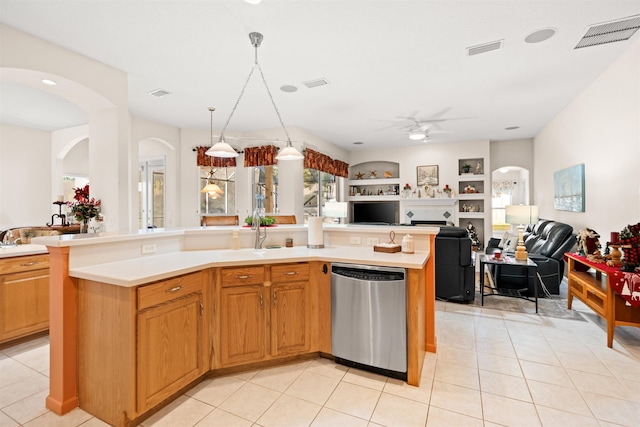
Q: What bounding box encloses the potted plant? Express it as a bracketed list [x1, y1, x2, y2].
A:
[67, 185, 101, 233]
[461, 163, 471, 174]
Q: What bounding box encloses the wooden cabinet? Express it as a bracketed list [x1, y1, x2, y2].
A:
[136, 274, 206, 412]
[77, 270, 210, 426]
[271, 263, 310, 356]
[218, 263, 311, 367]
[567, 254, 640, 348]
[220, 284, 266, 365]
[0, 254, 50, 344]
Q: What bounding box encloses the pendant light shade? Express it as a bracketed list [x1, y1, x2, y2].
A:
[276, 143, 304, 160]
[200, 182, 223, 195]
[206, 138, 238, 158]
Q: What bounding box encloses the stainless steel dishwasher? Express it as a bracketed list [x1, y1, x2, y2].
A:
[331, 262, 407, 380]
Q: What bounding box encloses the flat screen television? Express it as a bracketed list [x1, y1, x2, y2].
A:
[352, 201, 399, 225]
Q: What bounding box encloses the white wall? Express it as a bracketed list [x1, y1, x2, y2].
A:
[0, 124, 52, 228]
[1, 24, 130, 231]
[131, 116, 181, 228]
[534, 39, 640, 238]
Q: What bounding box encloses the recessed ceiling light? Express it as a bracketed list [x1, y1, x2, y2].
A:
[505, 126, 520, 130]
[525, 28, 556, 44]
[42, 79, 57, 86]
[353, 141, 364, 145]
[280, 85, 298, 93]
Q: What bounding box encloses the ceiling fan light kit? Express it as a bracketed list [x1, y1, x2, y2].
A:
[409, 128, 427, 140]
[206, 32, 303, 161]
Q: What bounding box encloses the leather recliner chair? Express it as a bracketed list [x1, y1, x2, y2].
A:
[435, 226, 475, 302]
[485, 219, 576, 295]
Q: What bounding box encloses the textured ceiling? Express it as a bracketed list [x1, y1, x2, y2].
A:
[1, 0, 639, 151]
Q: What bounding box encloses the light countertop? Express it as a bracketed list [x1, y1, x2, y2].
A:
[70, 245, 430, 287]
[0, 244, 48, 259]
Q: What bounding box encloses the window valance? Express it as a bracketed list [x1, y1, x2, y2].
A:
[244, 145, 278, 167]
[304, 148, 349, 178]
[195, 146, 237, 168]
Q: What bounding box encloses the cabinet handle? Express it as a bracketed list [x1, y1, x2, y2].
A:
[282, 271, 299, 276]
[259, 291, 263, 308]
[20, 261, 38, 266]
[199, 300, 204, 319]
[234, 275, 251, 279]
[273, 291, 277, 307]
[165, 285, 183, 293]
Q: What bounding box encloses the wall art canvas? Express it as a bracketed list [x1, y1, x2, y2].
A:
[554, 164, 585, 212]
[417, 165, 439, 186]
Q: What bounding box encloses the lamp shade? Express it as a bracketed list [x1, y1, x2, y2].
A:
[200, 182, 223, 194]
[323, 201, 348, 218]
[505, 205, 539, 225]
[276, 144, 304, 160]
[206, 139, 238, 158]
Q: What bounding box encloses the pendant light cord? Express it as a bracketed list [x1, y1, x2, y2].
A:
[218, 39, 293, 146]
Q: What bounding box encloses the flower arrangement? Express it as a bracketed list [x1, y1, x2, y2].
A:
[443, 184, 452, 194]
[67, 185, 101, 231]
[403, 183, 411, 190]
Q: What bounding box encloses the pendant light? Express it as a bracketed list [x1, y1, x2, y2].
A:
[206, 32, 303, 160]
[201, 107, 225, 196]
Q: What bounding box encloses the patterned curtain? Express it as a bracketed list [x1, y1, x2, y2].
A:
[244, 145, 278, 167]
[195, 146, 237, 167]
[304, 148, 349, 178]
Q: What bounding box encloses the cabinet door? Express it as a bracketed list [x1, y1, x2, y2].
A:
[0, 269, 49, 342]
[271, 281, 310, 356]
[137, 293, 204, 412]
[220, 285, 266, 366]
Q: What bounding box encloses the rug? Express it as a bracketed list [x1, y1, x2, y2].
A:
[469, 292, 586, 321]
[466, 273, 587, 321]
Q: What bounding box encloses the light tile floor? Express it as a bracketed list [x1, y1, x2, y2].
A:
[1, 297, 639, 426]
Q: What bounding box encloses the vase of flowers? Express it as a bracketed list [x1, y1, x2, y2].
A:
[67, 185, 101, 233]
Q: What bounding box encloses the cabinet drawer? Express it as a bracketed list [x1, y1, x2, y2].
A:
[221, 266, 265, 287]
[271, 263, 309, 283]
[0, 254, 49, 275]
[138, 271, 204, 310]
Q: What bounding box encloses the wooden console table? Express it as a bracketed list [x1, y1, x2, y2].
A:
[566, 253, 640, 347]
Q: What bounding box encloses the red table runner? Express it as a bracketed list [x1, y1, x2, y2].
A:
[567, 254, 640, 308]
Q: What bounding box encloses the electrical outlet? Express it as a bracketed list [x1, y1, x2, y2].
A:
[141, 244, 156, 254]
[366, 237, 379, 246]
[349, 236, 362, 245]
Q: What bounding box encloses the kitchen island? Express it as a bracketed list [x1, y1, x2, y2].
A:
[34, 224, 438, 426]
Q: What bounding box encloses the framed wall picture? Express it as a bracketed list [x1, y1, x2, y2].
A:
[554, 163, 585, 212]
[417, 165, 439, 186]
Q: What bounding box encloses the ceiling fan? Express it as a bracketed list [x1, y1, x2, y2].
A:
[374, 108, 470, 140]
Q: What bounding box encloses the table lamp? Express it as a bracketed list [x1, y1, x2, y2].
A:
[324, 201, 348, 223]
[505, 205, 539, 260]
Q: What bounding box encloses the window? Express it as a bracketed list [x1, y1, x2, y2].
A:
[200, 167, 235, 216]
[252, 165, 278, 214]
[303, 168, 338, 223]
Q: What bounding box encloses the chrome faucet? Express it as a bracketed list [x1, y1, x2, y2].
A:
[251, 208, 267, 249]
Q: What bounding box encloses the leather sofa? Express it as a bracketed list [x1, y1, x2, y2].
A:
[485, 219, 576, 295]
[435, 226, 475, 302]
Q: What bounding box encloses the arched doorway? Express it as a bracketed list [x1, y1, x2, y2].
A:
[491, 166, 530, 238]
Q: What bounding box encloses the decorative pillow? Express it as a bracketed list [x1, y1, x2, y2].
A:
[502, 233, 519, 252]
[498, 232, 518, 251]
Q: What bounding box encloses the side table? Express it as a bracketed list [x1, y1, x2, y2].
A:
[479, 253, 539, 313]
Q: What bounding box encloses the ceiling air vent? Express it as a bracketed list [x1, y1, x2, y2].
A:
[467, 40, 503, 56]
[575, 14, 640, 49]
[148, 89, 171, 98]
[303, 78, 329, 89]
